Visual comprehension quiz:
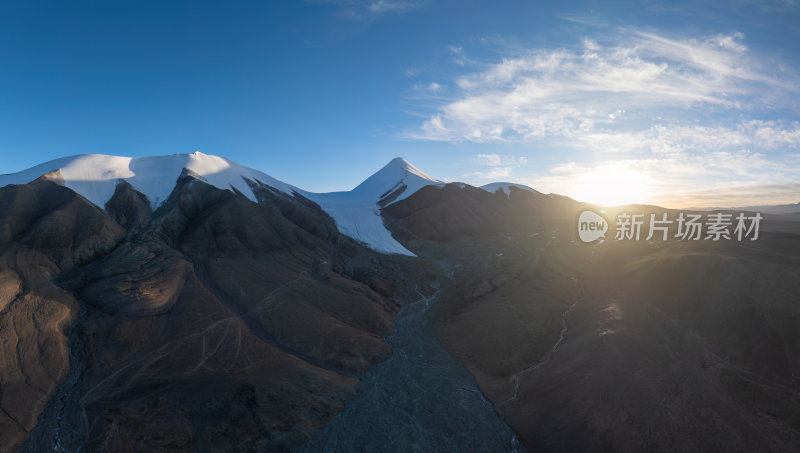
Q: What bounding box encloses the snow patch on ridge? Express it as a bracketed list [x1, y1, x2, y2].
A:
[302, 158, 444, 256]
[480, 182, 539, 197]
[308, 193, 415, 255]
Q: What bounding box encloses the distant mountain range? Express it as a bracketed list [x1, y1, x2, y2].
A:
[1, 153, 798, 452]
[0, 153, 540, 255]
[689, 202, 800, 214]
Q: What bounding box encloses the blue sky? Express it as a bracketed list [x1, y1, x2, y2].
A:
[1, 0, 799, 206]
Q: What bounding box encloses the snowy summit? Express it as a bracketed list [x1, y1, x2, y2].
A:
[0, 153, 448, 256]
[304, 157, 444, 256]
[0, 152, 297, 208]
[480, 182, 539, 197]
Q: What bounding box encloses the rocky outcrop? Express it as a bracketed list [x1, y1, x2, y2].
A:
[104, 180, 152, 233]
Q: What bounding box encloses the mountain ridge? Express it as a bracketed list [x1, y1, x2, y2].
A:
[0, 152, 299, 209]
[1, 153, 799, 452]
[0, 153, 452, 257]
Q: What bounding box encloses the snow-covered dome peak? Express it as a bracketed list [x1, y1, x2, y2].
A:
[480, 182, 539, 197]
[0, 153, 297, 208]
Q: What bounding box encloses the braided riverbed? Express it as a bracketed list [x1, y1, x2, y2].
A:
[300, 288, 519, 452]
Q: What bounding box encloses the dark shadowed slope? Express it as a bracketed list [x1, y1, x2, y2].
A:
[385, 182, 800, 452]
[0, 175, 125, 452]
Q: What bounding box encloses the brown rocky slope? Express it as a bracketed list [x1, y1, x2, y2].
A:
[0, 172, 428, 452]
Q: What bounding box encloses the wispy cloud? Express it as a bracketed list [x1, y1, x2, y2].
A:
[462, 153, 528, 180]
[741, 0, 799, 13]
[407, 30, 797, 143]
[311, 0, 425, 20]
[405, 28, 800, 206]
[475, 153, 527, 166]
[462, 167, 514, 180]
[368, 0, 421, 14]
[408, 81, 443, 96]
[574, 121, 800, 155]
[558, 15, 610, 28]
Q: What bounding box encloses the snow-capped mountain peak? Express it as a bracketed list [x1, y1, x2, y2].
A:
[302, 157, 443, 257]
[351, 157, 443, 204]
[0, 152, 297, 208]
[0, 153, 443, 256]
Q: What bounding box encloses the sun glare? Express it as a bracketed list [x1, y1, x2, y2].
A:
[573, 166, 652, 206]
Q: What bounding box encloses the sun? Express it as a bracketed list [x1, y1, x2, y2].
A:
[573, 166, 652, 206]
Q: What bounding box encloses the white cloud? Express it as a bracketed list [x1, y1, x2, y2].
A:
[406, 30, 798, 143]
[463, 154, 528, 180]
[368, 0, 421, 13]
[713, 32, 747, 52]
[412, 114, 451, 141]
[573, 121, 800, 155]
[407, 29, 800, 206]
[475, 154, 527, 166]
[463, 166, 513, 180]
[314, 0, 425, 20]
[409, 81, 444, 96]
[742, 0, 799, 13]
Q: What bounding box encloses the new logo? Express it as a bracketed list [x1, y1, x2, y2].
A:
[578, 210, 608, 242]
